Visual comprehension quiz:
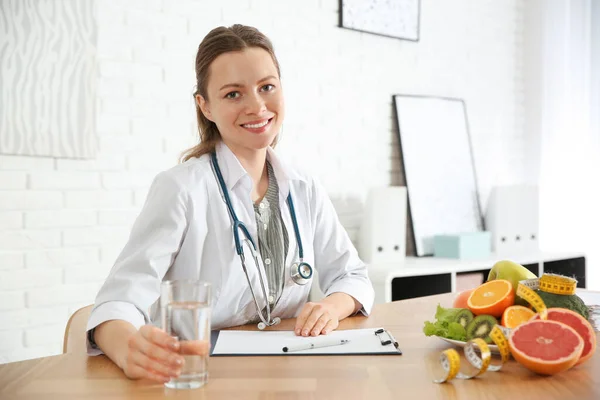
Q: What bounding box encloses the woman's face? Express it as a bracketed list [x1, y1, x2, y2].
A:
[197, 47, 284, 156]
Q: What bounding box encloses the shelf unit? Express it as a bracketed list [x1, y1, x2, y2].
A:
[368, 251, 586, 304]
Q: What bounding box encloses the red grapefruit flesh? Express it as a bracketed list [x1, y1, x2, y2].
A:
[509, 319, 583, 375]
[531, 307, 597, 365]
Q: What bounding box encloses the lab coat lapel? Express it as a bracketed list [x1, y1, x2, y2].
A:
[266, 148, 311, 315]
[274, 179, 300, 315]
[266, 147, 296, 277]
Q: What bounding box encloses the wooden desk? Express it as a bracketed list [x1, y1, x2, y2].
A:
[1, 293, 598, 399]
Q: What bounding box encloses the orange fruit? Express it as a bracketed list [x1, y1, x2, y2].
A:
[467, 279, 515, 317]
[452, 288, 475, 309]
[509, 319, 583, 375]
[501, 305, 536, 328]
[531, 308, 597, 365]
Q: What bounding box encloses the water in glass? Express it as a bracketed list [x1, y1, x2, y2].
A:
[164, 301, 211, 389]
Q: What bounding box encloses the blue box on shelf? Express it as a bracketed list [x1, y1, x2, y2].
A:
[433, 231, 492, 259]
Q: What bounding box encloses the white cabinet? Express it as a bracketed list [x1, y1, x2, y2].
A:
[368, 251, 586, 304]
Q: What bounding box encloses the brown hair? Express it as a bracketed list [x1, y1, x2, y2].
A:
[180, 24, 282, 163]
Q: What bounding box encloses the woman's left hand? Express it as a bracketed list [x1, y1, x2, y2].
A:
[294, 302, 339, 337]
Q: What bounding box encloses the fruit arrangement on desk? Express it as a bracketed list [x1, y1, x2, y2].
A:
[423, 260, 597, 376]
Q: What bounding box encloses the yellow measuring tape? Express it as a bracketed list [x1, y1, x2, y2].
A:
[515, 278, 549, 320]
[539, 273, 578, 295]
[516, 274, 577, 319]
[433, 325, 510, 383]
[433, 273, 576, 383]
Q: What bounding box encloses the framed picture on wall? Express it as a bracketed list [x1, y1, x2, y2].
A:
[339, 0, 420, 41]
[0, 0, 98, 159]
[393, 95, 484, 256]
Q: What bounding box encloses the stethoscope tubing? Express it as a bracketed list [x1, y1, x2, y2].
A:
[210, 151, 312, 329]
[285, 195, 304, 260]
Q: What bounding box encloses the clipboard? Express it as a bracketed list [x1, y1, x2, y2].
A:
[209, 327, 402, 356]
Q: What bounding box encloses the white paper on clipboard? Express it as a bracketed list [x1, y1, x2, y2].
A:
[210, 327, 402, 356]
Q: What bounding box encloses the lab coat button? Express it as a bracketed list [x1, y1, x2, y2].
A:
[265, 258, 271, 265]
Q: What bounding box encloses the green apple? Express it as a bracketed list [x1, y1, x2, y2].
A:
[487, 260, 537, 306]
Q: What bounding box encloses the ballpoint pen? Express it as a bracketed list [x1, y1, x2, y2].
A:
[282, 338, 350, 353]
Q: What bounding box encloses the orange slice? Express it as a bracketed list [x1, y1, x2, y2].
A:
[501, 305, 536, 328]
[467, 279, 515, 317]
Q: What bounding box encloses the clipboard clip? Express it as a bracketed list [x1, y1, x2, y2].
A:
[375, 328, 399, 349]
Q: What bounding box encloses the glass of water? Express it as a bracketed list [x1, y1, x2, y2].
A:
[160, 280, 211, 389]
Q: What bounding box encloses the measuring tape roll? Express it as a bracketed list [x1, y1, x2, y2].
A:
[516, 273, 576, 320]
[433, 325, 510, 383]
[538, 273, 577, 295]
[515, 279, 548, 320]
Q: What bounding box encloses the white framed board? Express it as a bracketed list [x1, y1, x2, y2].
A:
[339, 0, 420, 41]
[393, 95, 484, 256]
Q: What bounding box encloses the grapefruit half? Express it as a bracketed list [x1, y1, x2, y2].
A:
[509, 319, 583, 375]
[453, 288, 475, 309]
[531, 307, 596, 365]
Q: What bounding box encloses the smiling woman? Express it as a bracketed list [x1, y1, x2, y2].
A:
[86, 24, 374, 385]
[195, 48, 284, 164]
[182, 25, 284, 165]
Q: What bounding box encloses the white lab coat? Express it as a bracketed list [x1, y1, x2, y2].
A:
[86, 141, 374, 355]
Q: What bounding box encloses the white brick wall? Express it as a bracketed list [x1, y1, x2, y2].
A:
[0, 230, 62, 250]
[0, 191, 63, 210]
[0, 252, 23, 270]
[25, 248, 100, 268]
[29, 172, 101, 190]
[25, 211, 97, 229]
[0, 0, 528, 363]
[0, 212, 22, 230]
[0, 268, 62, 290]
[0, 171, 27, 189]
[0, 291, 25, 311]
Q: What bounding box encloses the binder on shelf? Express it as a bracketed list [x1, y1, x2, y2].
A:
[359, 187, 407, 264]
[209, 327, 402, 356]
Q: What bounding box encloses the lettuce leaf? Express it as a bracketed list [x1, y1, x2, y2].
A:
[423, 304, 467, 341]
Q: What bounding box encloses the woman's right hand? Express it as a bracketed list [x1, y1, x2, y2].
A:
[122, 325, 185, 383]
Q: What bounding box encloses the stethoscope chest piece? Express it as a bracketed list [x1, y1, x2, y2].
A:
[291, 261, 313, 285]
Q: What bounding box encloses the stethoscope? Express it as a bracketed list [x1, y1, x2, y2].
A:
[210, 152, 313, 330]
